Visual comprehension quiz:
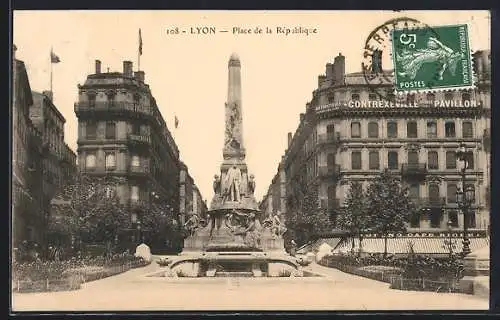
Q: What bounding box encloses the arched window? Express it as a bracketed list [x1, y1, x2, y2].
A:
[447, 183, 457, 203]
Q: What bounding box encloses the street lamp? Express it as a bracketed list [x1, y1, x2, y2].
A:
[456, 143, 474, 256]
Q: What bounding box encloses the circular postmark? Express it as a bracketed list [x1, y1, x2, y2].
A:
[361, 17, 442, 101]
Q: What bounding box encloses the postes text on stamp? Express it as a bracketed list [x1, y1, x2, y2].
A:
[392, 24, 473, 92]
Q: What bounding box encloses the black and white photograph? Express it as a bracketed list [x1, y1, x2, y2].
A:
[11, 10, 491, 311]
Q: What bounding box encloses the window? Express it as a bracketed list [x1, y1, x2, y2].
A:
[464, 152, 474, 169]
[326, 124, 335, 141]
[369, 151, 379, 170]
[462, 121, 473, 138]
[426, 92, 435, 104]
[447, 183, 457, 203]
[444, 92, 454, 101]
[368, 122, 379, 138]
[409, 184, 420, 200]
[105, 122, 116, 139]
[351, 93, 360, 101]
[131, 155, 141, 167]
[448, 210, 458, 227]
[86, 122, 97, 140]
[387, 92, 396, 102]
[427, 121, 437, 138]
[430, 208, 442, 228]
[446, 151, 456, 169]
[105, 152, 116, 169]
[428, 184, 440, 198]
[407, 121, 418, 138]
[351, 122, 361, 138]
[445, 122, 456, 138]
[131, 122, 141, 135]
[85, 153, 96, 169]
[351, 151, 362, 170]
[327, 153, 336, 167]
[388, 151, 399, 169]
[88, 94, 96, 107]
[131, 186, 139, 202]
[410, 212, 420, 228]
[407, 151, 419, 165]
[428, 151, 439, 170]
[106, 91, 116, 106]
[327, 95, 335, 103]
[387, 121, 398, 138]
[368, 93, 377, 101]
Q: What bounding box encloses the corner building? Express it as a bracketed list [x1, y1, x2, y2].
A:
[74, 60, 181, 224]
[262, 50, 491, 233]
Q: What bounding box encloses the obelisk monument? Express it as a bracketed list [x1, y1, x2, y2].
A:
[211, 53, 258, 211]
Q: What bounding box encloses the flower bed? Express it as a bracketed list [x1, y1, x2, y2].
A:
[12, 253, 149, 293]
[318, 253, 463, 293]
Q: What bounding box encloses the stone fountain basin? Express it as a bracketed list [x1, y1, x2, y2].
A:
[154, 252, 304, 278]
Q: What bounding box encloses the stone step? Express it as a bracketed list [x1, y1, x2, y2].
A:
[215, 271, 254, 277]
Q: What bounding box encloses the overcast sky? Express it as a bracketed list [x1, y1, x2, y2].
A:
[13, 10, 490, 203]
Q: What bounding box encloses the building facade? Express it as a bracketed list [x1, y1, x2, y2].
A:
[179, 163, 207, 225]
[74, 60, 181, 228]
[12, 47, 46, 247]
[30, 91, 77, 234]
[261, 50, 491, 233]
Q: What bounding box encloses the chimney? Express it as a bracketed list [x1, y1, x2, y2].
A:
[481, 50, 491, 76]
[134, 71, 145, 82]
[300, 113, 305, 122]
[42, 90, 53, 101]
[371, 49, 383, 73]
[13, 44, 17, 60]
[123, 61, 133, 77]
[318, 75, 326, 87]
[287, 132, 293, 147]
[325, 63, 334, 79]
[95, 60, 101, 74]
[333, 52, 345, 85]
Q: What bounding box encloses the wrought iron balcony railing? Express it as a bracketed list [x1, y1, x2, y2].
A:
[401, 163, 428, 177]
[318, 165, 341, 180]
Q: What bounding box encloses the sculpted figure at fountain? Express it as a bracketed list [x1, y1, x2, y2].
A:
[223, 165, 242, 202]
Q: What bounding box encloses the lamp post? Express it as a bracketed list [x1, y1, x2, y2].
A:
[442, 220, 457, 259]
[456, 143, 474, 256]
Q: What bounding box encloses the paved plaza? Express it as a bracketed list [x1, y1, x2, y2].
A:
[12, 257, 488, 311]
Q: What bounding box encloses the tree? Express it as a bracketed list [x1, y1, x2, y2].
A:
[365, 170, 415, 257]
[285, 171, 332, 246]
[48, 175, 130, 255]
[337, 181, 370, 254]
[134, 198, 179, 251]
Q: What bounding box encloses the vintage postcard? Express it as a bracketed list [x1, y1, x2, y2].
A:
[11, 10, 491, 311]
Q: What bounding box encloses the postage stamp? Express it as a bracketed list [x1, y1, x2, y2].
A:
[391, 24, 473, 92]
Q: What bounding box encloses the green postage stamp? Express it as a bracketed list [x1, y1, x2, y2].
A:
[391, 24, 473, 92]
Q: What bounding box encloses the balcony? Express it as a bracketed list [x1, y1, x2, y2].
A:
[129, 165, 150, 177]
[401, 163, 427, 180]
[317, 133, 340, 147]
[318, 165, 341, 181]
[411, 197, 446, 208]
[74, 101, 152, 118]
[127, 134, 151, 146]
